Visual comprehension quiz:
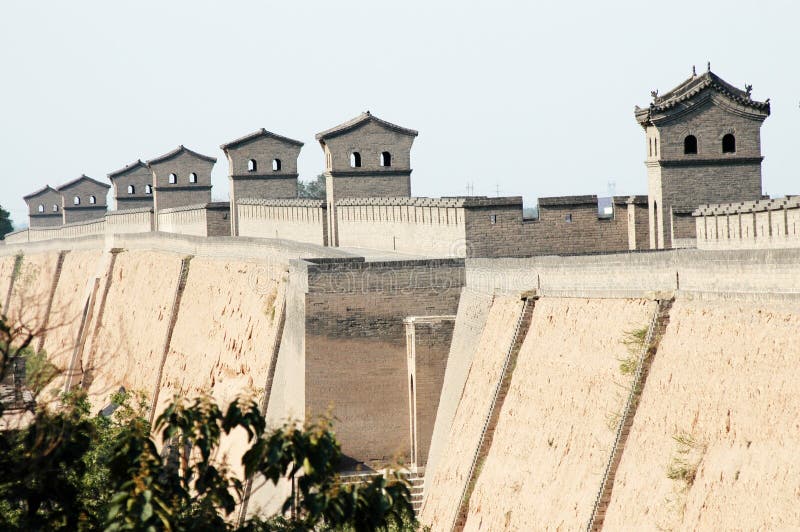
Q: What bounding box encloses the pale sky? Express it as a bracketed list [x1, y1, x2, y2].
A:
[1, 0, 798, 227]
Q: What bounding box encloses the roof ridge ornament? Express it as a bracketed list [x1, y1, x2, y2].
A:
[745, 84, 753, 98]
[650, 89, 659, 102]
[692, 65, 696, 77]
[707, 61, 711, 72]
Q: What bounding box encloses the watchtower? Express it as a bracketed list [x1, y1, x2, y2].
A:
[220, 129, 304, 236]
[635, 67, 770, 249]
[23, 186, 63, 227]
[108, 160, 154, 210]
[56, 175, 110, 224]
[316, 111, 418, 246]
[146, 145, 216, 214]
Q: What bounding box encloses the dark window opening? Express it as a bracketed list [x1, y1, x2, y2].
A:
[565, 213, 572, 223]
[127, 185, 135, 194]
[52, 204, 59, 212]
[489, 214, 497, 224]
[145, 184, 152, 194]
[37, 204, 44, 213]
[189, 172, 197, 183]
[380, 151, 392, 167]
[89, 195, 96, 204]
[722, 134, 736, 153]
[248, 159, 257, 172]
[272, 159, 281, 171]
[350, 152, 361, 168]
[684, 135, 698, 154]
[169, 173, 177, 184]
[73, 196, 80, 205]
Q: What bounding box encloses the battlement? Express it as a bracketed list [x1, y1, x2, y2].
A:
[693, 196, 800, 250]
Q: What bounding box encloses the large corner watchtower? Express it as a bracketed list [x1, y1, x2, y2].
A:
[635, 67, 770, 249]
[316, 111, 418, 246]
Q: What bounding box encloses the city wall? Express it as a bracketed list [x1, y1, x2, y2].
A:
[421, 246, 800, 530]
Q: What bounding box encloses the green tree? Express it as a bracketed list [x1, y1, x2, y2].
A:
[0, 313, 416, 531]
[297, 174, 326, 200]
[0, 205, 13, 239]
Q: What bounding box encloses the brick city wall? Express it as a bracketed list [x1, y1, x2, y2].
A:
[302, 258, 464, 465]
[156, 203, 230, 237]
[237, 199, 328, 246]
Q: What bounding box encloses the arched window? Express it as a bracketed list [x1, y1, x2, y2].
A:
[350, 152, 361, 168]
[722, 134, 736, 153]
[248, 159, 257, 172]
[684, 135, 698, 154]
[89, 195, 96, 204]
[145, 184, 152, 194]
[380, 151, 392, 167]
[73, 196, 80, 205]
[272, 159, 281, 171]
[169, 173, 177, 184]
[37, 204, 44, 213]
[189, 172, 197, 183]
[52, 204, 59, 212]
[127, 184, 135, 194]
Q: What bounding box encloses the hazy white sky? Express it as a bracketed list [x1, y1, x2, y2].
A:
[1, 0, 798, 226]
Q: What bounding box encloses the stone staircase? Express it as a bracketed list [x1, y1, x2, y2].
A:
[452, 295, 537, 531]
[338, 467, 426, 515]
[587, 298, 673, 531]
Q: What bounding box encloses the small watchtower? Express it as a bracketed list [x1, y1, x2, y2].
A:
[316, 111, 418, 245]
[56, 175, 110, 224]
[108, 160, 154, 210]
[220, 129, 304, 236]
[635, 66, 770, 249]
[146, 145, 216, 213]
[23, 186, 63, 228]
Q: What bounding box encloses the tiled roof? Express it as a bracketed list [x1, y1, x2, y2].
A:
[56, 174, 111, 191]
[636, 70, 770, 126]
[334, 196, 522, 208]
[108, 159, 147, 178]
[220, 129, 303, 150]
[238, 198, 326, 208]
[23, 185, 58, 200]
[146, 145, 217, 166]
[315, 111, 418, 141]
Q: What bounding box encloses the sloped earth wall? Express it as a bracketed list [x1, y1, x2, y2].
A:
[462, 298, 654, 531]
[602, 296, 800, 530]
[0, 253, 18, 312]
[423, 288, 493, 500]
[419, 295, 524, 530]
[155, 258, 286, 478]
[6, 252, 60, 337]
[81, 250, 183, 410]
[40, 250, 104, 398]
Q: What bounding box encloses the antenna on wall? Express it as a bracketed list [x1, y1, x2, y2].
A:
[465, 181, 475, 196]
[495, 183, 500, 197]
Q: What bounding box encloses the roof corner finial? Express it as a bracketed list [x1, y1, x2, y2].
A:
[745, 84, 753, 98]
[365, 110, 371, 116]
[650, 89, 659, 101]
[692, 65, 697, 77]
[707, 61, 711, 73]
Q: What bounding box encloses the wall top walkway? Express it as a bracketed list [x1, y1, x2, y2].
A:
[0, 231, 356, 263]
